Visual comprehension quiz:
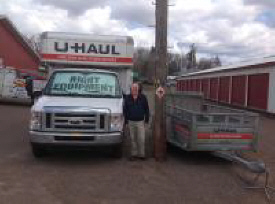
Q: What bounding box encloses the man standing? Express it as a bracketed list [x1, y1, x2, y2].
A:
[25, 77, 34, 105]
[124, 83, 150, 160]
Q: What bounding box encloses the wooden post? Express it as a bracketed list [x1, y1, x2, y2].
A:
[154, 0, 168, 161]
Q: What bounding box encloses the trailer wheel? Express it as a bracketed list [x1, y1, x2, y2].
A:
[31, 144, 48, 158]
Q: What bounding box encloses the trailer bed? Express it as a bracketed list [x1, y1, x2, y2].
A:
[166, 92, 260, 151]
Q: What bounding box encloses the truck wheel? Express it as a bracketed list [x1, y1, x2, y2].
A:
[112, 144, 123, 158]
[31, 144, 47, 158]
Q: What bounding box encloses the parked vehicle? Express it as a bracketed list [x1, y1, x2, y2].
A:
[39, 32, 133, 94]
[0, 67, 46, 103]
[166, 92, 260, 152]
[29, 32, 134, 157]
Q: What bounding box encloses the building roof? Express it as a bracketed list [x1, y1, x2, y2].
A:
[177, 56, 275, 79]
[0, 15, 40, 62]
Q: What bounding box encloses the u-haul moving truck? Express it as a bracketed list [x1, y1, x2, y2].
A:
[40, 32, 134, 94]
[29, 32, 134, 157]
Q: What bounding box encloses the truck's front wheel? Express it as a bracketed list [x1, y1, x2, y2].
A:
[112, 144, 123, 158]
[31, 144, 48, 158]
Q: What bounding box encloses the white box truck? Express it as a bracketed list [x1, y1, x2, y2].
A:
[29, 32, 134, 157]
[0, 67, 46, 103]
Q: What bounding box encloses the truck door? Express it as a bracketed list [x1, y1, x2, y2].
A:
[117, 68, 132, 95]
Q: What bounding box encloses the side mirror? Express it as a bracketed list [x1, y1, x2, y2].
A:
[33, 91, 42, 99]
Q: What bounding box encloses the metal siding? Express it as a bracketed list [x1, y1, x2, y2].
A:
[231, 75, 246, 106]
[196, 79, 201, 92]
[176, 81, 180, 91]
[189, 79, 192, 91]
[187, 79, 190, 91]
[202, 78, 209, 98]
[175, 65, 275, 113]
[182, 80, 186, 91]
[191, 79, 194, 91]
[186, 79, 190, 91]
[190, 79, 193, 91]
[0, 21, 39, 71]
[191, 79, 196, 91]
[248, 73, 269, 110]
[218, 76, 230, 103]
[210, 78, 218, 100]
[267, 71, 275, 113]
[181, 80, 185, 91]
[185, 80, 188, 91]
[178, 80, 182, 91]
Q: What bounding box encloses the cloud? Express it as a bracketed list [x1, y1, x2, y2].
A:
[0, 0, 62, 35]
[109, 0, 155, 26]
[256, 10, 275, 28]
[243, 0, 275, 8]
[0, 0, 275, 64]
[242, 0, 275, 28]
[169, 0, 275, 63]
[36, 0, 109, 16]
[0, 0, 129, 36]
[78, 7, 129, 35]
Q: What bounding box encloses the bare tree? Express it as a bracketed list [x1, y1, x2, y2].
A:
[23, 34, 41, 54]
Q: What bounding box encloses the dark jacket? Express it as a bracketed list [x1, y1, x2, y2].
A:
[25, 79, 33, 96]
[123, 93, 150, 124]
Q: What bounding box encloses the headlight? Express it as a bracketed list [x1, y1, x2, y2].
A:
[30, 111, 42, 131]
[110, 114, 124, 132]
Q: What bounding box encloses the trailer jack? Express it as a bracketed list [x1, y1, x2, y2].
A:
[212, 151, 275, 203]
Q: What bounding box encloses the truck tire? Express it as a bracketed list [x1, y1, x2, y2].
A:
[112, 144, 123, 158]
[31, 144, 48, 158]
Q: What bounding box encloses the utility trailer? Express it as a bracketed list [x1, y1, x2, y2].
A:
[166, 92, 260, 152]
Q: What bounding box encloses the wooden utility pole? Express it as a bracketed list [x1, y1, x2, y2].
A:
[154, 0, 168, 161]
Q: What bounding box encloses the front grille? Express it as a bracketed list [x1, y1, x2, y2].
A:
[54, 125, 95, 130]
[55, 113, 96, 117]
[54, 136, 95, 141]
[100, 114, 105, 129]
[44, 111, 108, 132]
[46, 113, 51, 128]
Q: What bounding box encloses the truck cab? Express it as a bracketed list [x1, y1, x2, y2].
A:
[30, 68, 124, 157]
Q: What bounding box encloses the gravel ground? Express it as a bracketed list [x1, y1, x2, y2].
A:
[0, 90, 274, 203]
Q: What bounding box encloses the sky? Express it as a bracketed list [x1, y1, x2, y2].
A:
[1, 0, 275, 64]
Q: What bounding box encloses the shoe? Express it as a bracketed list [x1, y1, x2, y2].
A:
[138, 157, 146, 161]
[129, 156, 138, 161]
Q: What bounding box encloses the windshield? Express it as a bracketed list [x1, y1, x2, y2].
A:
[44, 71, 122, 98]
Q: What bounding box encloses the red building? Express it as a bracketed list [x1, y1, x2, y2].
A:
[0, 15, 44, 79]
[176, 57, 275, 114]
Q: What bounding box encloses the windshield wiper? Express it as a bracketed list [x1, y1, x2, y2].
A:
[100, 94, 121, 98]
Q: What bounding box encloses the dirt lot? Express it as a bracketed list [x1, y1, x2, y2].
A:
[0, 94, 274, 203]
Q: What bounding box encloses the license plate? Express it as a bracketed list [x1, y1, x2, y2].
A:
[71, 132, 81, 137]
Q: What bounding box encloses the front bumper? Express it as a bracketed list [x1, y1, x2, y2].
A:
[30, 131, 123, 146]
